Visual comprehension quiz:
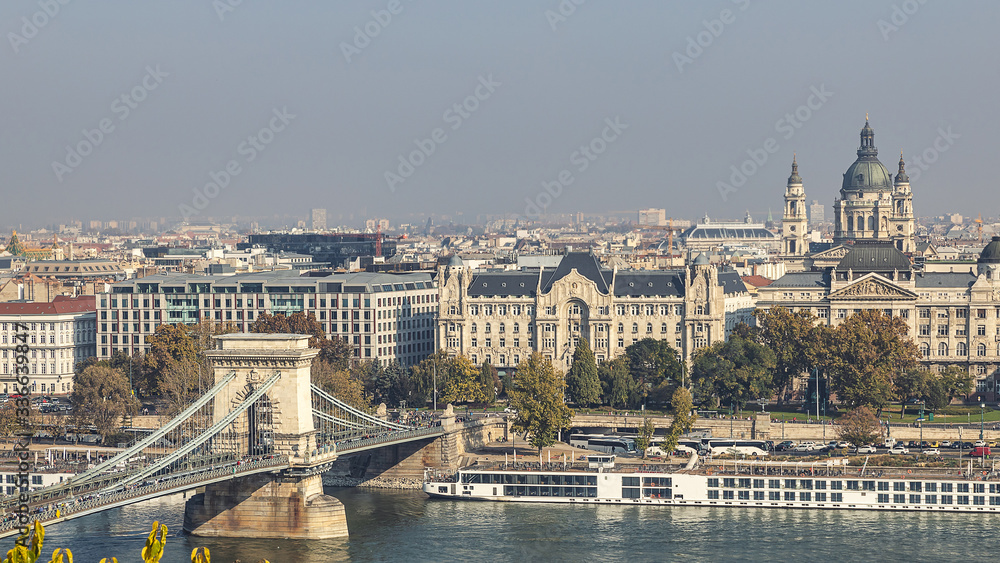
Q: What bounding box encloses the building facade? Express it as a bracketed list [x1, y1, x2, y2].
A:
[832, 119, 915, 252]
[436, 252, 752, 373]
[0, 295, 97, 395]
[98, 271, 437, 368]
[757, 238, 1000, 400]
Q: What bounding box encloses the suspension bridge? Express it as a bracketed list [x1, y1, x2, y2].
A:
[0, 334, 485, 540]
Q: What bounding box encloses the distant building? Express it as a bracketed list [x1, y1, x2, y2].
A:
[638, 208, 666, 227]
[240, 233, 396, 266]
[311, 208, 327, 231]
[681, 213, 780, 252]
[98, 271, 436, 367]
[809, 200, 825, 225]
[0, 295, 97, 396]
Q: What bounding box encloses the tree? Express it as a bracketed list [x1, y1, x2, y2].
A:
[635, 417, 655, 458]
[477, 361, 500, 406]
[143, 321, 237, 397]
[924, 366, 975, 410]
[72, 364, 140, 443]
[565, 339, 601, 407]
[158, 357, 202, 416]
[599, 357, 636, 409]
[753, 307, 825, 404]
[410, 350, 452, 407]
[624, 338, 685, 406]
[661, 387, 697, 453]
[836, 405, 883, 447]
[508, 353, 574, 452]
[311, 359, 367, 410]
[250, 311, 352, 367]
[690, 335, 776, 410]
[826, 310, 920, 411]
[895, 368, 931, 418]
[441, 355, 486, 405]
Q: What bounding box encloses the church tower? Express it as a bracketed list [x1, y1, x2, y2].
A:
[890, 153, 915, 252]
[782, 156, 808, 255]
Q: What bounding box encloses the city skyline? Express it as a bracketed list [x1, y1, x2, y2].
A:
[2, 1, 996, 229]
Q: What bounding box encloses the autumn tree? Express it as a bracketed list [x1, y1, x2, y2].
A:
[508, 353, 574, 452]
[565, 339, 601, 407]
[753, 307, 825, 404]
[635, 417, 656, 458]
[895, 368, 931, 418]
[441, 355, 486, 405]
[249, 311, 352, 367]
[142, 321, 237, 397]
[624, 338, 685, 406]
[690, 335, 776, 410]
[72, 364, 140, 443]
[661, 387, 697, 453]
[312, 359, 367, 410]
[836, 405, 883, 447]
[158, 357, 202, 416]
[826, 310, 920, 411]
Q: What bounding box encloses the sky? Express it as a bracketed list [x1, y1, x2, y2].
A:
[1, 0, 997, 229]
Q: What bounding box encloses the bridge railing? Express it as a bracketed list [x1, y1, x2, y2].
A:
[0, 455, 288, 534]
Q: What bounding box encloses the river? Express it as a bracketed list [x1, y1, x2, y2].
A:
[21, 486, 1000, 562]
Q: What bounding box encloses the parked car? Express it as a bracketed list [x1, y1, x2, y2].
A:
[775, 441, 795, 452]
[889, 444, 909, 454]
[922, 448, 941, 456]
[855, 444, 877, 454]
[940, 441, 953, 448]
[907, 441, 920, 448]
[793, 442, 817, 452]
[836, 441, 849, 448]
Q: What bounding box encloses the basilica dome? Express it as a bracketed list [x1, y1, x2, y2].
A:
[841, 119, 893, 193]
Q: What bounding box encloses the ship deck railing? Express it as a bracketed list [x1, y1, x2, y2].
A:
[701, 458, 1000, 481]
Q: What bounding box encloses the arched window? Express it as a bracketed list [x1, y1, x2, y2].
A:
[868, 215, 875, 231]
[957, 342, 968, 356]
[919, 343, 930, 358]
[632, 323, 639, 334]
[646, 323, 653, 334]
[471, 323, 477, 333]
[978, 343, 987, 357]
[847, 216, 854, 231]
[938, 342, 949, 356]
[485, 323, 492, 333]
[617, 323, 624, 333]
[661, 323, 668, 333]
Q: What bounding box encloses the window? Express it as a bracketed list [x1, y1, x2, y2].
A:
[938, 324, 949, 336]
[978, 325, 987, 336]
[818, 309, 828, 319]
[979, 343, 987, 357]
[938, 342, 949, 356]
[919, 325, 930, 336]
[957, 342, 968, 356]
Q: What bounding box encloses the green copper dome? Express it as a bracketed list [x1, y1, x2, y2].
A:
[841, 120, 893, 193]
[979, 236, 1000, 264]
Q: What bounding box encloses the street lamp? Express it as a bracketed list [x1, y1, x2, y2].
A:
[981, 399, 986, 442]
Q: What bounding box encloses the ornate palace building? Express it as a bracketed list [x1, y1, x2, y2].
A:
[760, 119, 1000, 400]
[436, 252, 753, 373]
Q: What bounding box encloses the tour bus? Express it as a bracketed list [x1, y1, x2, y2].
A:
[701, 439, 771, 456]
[586, 437, 637, 454]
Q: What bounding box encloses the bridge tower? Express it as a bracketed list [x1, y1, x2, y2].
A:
[184, 333, 349, 539]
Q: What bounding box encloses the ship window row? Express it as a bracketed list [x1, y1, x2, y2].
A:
[467, 473, 596, 486]
[504, 486, 596, 498]
[711, 491, 842, 502]
[709, 478, 986, 493]
[872, 494, 998, 506]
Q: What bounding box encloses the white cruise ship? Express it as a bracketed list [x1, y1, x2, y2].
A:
[424, 455, 1000, 512]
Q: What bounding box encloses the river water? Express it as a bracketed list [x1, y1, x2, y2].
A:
[22, 486, 1000, 562]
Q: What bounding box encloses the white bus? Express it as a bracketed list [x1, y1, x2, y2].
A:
[568, 434, 637, 454]
[702, 439, 770, 456]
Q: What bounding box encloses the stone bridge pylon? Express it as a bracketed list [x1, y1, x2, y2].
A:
[183, 334, 348, 539]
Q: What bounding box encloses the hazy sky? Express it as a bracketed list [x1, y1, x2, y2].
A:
[2, 1, 997, 229]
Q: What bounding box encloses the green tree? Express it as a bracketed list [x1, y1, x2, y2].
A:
[690, 335, 776, 410]
[565, 339, 601, 407]
[826, 310, 920, 411]
[311, 359, 367, 410]
[71, 364, 140, 443]
[661, 387, 697, 453]
[635, 417, 655, 458]
[924, 366, 975, 410]
[836, 405, 883, 447]
[624, 338, 684, 406]
[508, 353, 574, 451]
[599, 357, 636, 409]
[441, 355, 486, 404]
[477, 361, 500, 406]
[410, 350, 453, 407]
[753, 307, 825, 404]
[895, 368, 931, 418]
